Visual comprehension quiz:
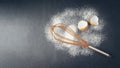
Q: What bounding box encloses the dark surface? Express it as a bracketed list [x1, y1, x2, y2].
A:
[0, 0, 119, 68]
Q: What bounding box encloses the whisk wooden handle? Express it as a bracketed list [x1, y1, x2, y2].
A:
[89, 46, 110, 57]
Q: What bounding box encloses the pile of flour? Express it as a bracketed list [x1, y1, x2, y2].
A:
[45, 7, 106, 56]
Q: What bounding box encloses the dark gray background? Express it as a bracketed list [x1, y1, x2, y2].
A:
[0, 0, 119, 68]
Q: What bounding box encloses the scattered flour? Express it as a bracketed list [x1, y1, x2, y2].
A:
[45, 7, 106, 57]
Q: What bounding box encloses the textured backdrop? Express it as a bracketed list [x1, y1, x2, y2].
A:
[0, 0, 119, 68]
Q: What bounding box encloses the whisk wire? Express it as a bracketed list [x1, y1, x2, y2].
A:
[50, 23, 89, 47]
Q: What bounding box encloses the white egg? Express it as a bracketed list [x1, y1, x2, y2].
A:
[78, 20, 88, 31]
[90, 15, 99, 26]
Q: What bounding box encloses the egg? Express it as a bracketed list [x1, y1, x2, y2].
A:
[78, 20, 88, 31]
[89, 15, 99, 26]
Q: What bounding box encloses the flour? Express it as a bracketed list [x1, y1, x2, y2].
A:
[45, 7, 106, 56]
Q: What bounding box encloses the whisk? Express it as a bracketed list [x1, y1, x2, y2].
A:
[50, 23, 110, 57]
